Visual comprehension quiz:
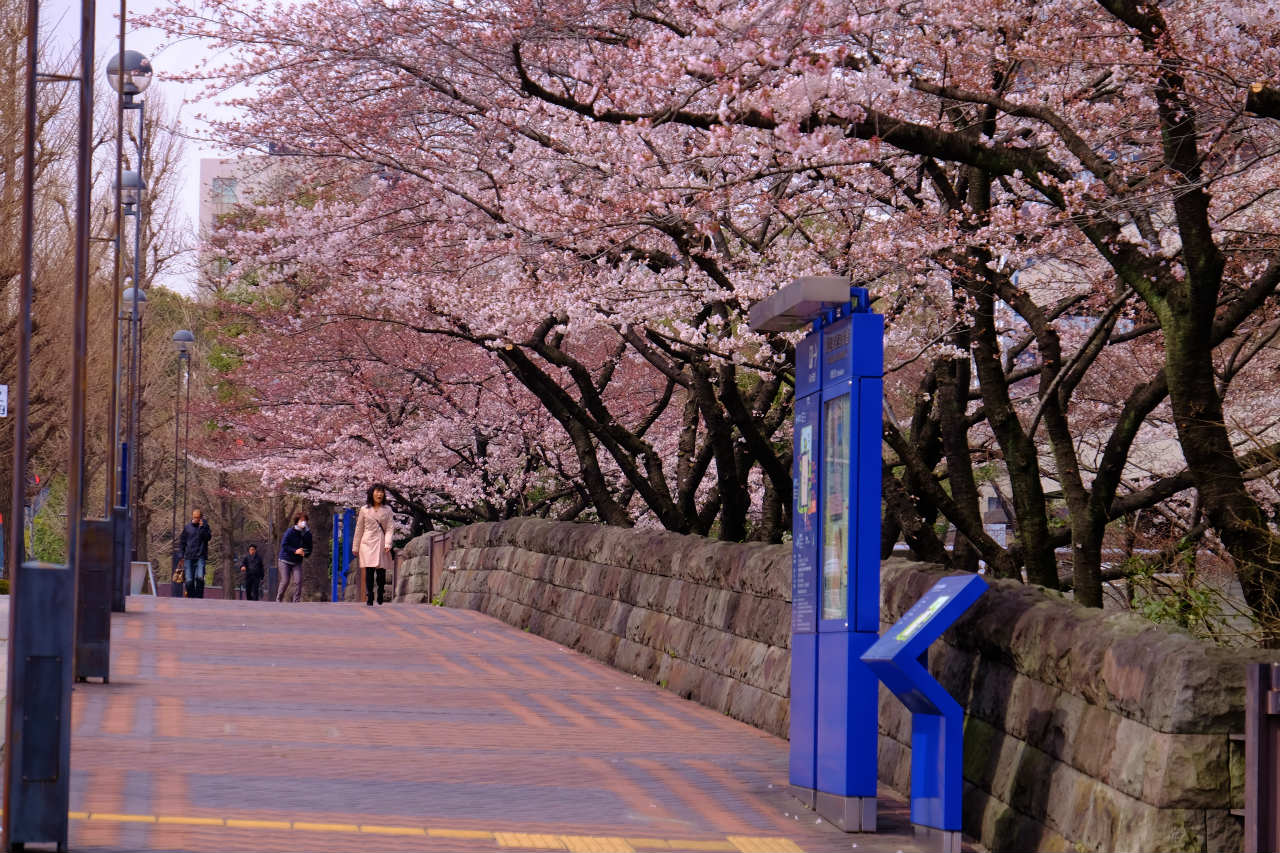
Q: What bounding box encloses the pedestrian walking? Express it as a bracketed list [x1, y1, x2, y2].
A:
[178, 508, 212, 598]
[276, 512, 313, 603]
[239, 544, 266, 601]
[353, 483, 395, 606]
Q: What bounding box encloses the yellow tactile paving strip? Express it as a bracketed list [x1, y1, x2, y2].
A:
[64, 811, 797, 851]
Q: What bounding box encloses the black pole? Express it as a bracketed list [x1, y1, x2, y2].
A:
[128, 101, 145, 561]
[69, 0, 96, 593]
[107, 7, 127, 518]
[182, 355, 191, 522]
[172, 352, 183, 572]
[3, 0, 41, 838]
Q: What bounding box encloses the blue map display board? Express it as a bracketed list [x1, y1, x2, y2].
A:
[791, 394, 820, 634]
[861, 574, 988, 834]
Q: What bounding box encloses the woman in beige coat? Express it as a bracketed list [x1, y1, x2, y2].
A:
[353, 483, 395, 605]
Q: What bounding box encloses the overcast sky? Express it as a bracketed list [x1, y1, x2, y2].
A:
[46, 0, 240, 294]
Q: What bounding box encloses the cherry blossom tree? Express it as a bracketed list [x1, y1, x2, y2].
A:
[148, 0, 1280, 636]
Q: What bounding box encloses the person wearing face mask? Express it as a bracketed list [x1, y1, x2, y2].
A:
[276, 511, 313, 603]
[353, 483, 395, 606]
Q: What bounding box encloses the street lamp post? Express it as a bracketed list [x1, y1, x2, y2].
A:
[115, 284, 146, 611]
[171, 330, 194, 596]
[106, 51, 151, 609]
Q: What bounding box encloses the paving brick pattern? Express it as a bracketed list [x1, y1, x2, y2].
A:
[55, 598, 939, 852]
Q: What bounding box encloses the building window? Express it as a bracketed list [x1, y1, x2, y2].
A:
[210, 176, 238, 205]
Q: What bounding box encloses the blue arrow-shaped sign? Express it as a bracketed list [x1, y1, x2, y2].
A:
[861, 574, 987, 836]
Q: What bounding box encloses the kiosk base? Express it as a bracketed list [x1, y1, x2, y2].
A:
[789, 785, 816, 810]
[815, 792, 876, 832]
[913, 825, 961, 853]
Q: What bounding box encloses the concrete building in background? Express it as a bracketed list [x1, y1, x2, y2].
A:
[197, 149, 301, 283]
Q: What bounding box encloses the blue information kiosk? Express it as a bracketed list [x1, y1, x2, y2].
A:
[750, 276, 883, 831]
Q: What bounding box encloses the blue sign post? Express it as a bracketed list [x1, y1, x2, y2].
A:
[861, 574, 988, 853]
[331, 508, 356, 602]
[752, 276, 883, 831]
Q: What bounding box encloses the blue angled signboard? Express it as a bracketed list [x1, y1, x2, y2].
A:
[861, 574, 988, 847]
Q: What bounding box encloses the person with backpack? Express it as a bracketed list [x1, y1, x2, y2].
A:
[353, 484, 395, 605]
[276, 512, 313, 602]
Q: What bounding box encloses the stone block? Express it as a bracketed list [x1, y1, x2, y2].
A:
[1068, 703, 1118, 780]
[962, 656, 1019, 728]
[877, 733, 911, 794]
[962, 782, 1070, 853]
[961, 715, 1003, 790]
[614, 639, 660, 680]
[1141, 731, 1230, 808]
[757, 645, 791, 697]
[878, 684, 912, 745]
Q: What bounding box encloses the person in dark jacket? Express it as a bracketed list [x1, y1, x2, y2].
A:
[239, 544, 265, 601]
[178, 508, 212, 598]
[276, 512, 313, 602]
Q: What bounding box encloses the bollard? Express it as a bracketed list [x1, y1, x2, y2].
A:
[5, 562, 74, 851]
[75, 519, 114, 682]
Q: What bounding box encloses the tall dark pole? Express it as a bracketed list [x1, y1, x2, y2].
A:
[182, 356, 191, 522]
[107, 3, 127, 518]
[171, 353, 183, 571]
[4, 0, 42, 836]
[6, 0, 93, 845]
[70, 0, 96, 583]
[128, 183, 143, 557]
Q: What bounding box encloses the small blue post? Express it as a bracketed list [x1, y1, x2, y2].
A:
[331, 513, 341, 602]
[861, 574, 988, 852]
[341, 508, 356, 599]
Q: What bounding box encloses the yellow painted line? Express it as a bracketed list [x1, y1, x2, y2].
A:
[429, 828, 497, 839]
[361, 824, 428, 836]
[226, 818, 292, 830]
[294, 821, 359, 833]
[727, 838, 804, 853]
[562, 835, 635, 852]
[59, 809, 804, 853]
[495, 831, 567, 849]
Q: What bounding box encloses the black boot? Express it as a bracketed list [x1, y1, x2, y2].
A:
[185, 580, 195, 598]
[195, 578, 205, 599]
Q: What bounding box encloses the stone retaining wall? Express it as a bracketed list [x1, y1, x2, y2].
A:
[398, 519, 1267, 852]
[878, 559, 1265, 853]
[397, 518, 792, 736]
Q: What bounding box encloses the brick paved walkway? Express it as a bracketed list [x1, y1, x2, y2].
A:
[25, 597, 945, 852]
